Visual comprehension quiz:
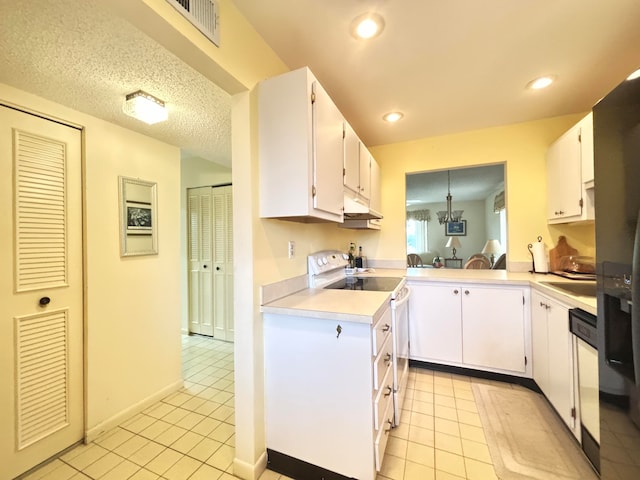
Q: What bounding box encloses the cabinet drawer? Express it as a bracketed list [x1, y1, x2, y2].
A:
[373, 335, 393, 391]
[372, 310, 392, 357]
[374, 398, 394, 472]
[374, 364, 393, 431]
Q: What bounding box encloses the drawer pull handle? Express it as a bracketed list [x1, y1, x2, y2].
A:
[384, 353, 392, 364]
[464, 290, 470, 295]
[382, 324, 391, 332]
[453, 289, 459, 295]
[384, 386, 393, 397]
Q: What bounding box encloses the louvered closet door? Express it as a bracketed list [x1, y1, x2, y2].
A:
[187, 187, 214, 336]
[212, 186, 233, 341]
[0, 106, 83, 479]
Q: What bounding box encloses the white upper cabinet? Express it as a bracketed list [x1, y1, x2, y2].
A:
[259, 67, 344, 223]
[343, 122, 361, 195]
[369, 158, 382, 216]
[358, 142, 371, 201]
[343, 121, 371, 202]
[580, 113, 594, 187]
[546, 112, 594, 224]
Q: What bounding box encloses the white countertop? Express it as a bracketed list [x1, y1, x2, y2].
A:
[261, 287, 393, 324]
[260, 268, 597, 322]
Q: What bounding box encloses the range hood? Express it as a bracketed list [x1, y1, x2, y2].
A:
[343, 194, 383, 220]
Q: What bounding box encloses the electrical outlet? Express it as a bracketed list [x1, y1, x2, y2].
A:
[288, 241, 295, 259]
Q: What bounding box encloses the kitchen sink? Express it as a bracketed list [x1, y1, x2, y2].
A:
[540, 281, 597, 298]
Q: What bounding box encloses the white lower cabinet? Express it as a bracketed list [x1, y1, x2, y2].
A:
[408, 282, 528, 375]
[531, 289, 577, 435]
[263, 305, 394, 480]
[409, 284, 462, 363]
[462, 286, 527, 373]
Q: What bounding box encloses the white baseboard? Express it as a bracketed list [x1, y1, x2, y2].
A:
[84, 378, 183, 443]
[232, 451, 268, 480]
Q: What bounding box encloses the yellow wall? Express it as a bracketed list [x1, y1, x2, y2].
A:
[370, 113, 595, 266]
[0, 83, 183, 439]
[2, 1, 599, 478]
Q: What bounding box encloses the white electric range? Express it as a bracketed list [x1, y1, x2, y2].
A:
[308, 250, 411, 425]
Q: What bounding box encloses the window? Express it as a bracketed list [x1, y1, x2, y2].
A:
[406, 209, 431, 254]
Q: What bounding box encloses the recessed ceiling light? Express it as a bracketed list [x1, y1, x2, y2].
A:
[350, 13, 385, 40]
[526, 75, 556, 90]
[383, 112, 403, 123]
[626, 68, 640, 81]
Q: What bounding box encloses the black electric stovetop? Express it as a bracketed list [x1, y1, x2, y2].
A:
[325, 276, 403, 292]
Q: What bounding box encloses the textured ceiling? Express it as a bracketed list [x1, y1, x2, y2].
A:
[233, 0, 640, 147]
[2, 1, 639, 170]
[0, 0, 232, 167]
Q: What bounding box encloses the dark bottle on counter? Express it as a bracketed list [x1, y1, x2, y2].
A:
[355, 246, 364, 268]
[348, 243, 356, 268]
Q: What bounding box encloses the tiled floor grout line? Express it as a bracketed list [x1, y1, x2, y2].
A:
[25, 334, 571, 480]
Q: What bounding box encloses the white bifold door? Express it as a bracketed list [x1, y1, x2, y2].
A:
[187, 185, 234, 341]
[0, 105, 83, 479]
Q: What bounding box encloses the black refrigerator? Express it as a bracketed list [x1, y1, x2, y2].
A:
[594, 72, 640, 479]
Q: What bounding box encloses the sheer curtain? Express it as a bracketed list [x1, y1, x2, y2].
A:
[406, 209, 430, 254]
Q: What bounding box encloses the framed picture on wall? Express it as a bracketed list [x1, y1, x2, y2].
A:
[119, 176, 158, 256]
[445, 220, 466, 236]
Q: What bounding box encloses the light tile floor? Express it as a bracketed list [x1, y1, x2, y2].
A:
[24, 334, 573, 480]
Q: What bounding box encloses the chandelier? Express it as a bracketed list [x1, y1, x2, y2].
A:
[436, 170, 464, 224]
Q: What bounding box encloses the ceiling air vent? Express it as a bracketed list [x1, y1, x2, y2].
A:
[166, 0, 220, 47]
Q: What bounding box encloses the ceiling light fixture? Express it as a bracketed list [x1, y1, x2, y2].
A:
[526, 75, 556, 90]
[626, 68, 640, 81]
[350, 13, 385, 40]
[383, 112, 403, 123]
[122, 90, 168, 125]
[436, 170, 464, 224]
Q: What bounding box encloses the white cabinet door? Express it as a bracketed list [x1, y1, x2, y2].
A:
[408, 284, 462, 363]
[530, 290, 549, 392]
[343, 121, 370, 201]
[343, 121, 360, 194]
[461, 287, 526, 373]
[369, 157, 382, 216]
[358, 143, 371, 200]
[546, 297, 575, 430]
[579, 112, 594, 185]
[546, 123, 583, 221]
[530, 290, 576, 433]
[312, 80, 345, 216]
